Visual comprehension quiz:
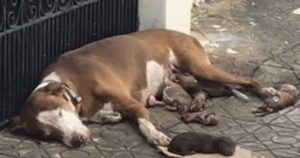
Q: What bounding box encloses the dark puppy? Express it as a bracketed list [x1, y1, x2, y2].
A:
[252, 84, 299, 115]
[168, 132, 236, 156]
[173, 73, 233, 98]
[172, 72, 198, 91]
[173, 73, 249, 112]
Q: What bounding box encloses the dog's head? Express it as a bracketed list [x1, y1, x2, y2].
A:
[10, 82, 90, 147]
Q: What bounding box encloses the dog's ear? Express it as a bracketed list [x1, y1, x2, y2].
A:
[45, 83, 64, 96]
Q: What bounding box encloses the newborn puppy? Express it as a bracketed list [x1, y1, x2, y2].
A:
[173, 73, 208, 112]
[168, 132, 236, 156]
[252, 84, 299, 115]
[267, 84, 298, 109]
[173, 73, 249, 111]
[190, 91, 207, 112]
[182, 111, 219, 126]
[172, 72, 198, 92]
[173, 73, 232, 98]
[147, 72, 195, 113]
[147, 85, 192, 114]
[172, 67, 248, 99]
[162, 86, 192, 114]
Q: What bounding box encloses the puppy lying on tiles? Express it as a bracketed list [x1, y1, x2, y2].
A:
[146, 75, 193, 114]
[172, 71, 249, 112]
[181, 111, 219, 126]
[252, 84, 299, 116]
[168, 132, 236, 156]
[147, 72, 247, 125]
[158, 132, 265, 158]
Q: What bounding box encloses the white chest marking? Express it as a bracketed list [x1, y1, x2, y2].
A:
[33, 71, 62, 92]
[141, 60, 167, 102]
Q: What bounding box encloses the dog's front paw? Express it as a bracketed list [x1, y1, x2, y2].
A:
[151, 131, 171, 146]
[138, 118, 171, 146]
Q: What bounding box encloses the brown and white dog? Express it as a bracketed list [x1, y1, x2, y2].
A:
[10, 29, 264, 148]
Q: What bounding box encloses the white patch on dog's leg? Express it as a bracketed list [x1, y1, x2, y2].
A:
[101, 114, 122, 123]
[89, 102, 122, 123]
[231, 89, 250, 100]
[90, 112, 122, 123]
[138, 118, 170, 146]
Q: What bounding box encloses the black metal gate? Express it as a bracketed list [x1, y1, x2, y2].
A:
[0, 0, 138, 122]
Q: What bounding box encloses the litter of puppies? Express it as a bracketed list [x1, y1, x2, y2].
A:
[148, 68, 299, 124]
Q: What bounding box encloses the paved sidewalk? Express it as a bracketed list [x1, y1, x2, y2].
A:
[1, 0, 300, 157]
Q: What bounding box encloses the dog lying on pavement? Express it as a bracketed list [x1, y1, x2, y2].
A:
[9, 29, 266, 147]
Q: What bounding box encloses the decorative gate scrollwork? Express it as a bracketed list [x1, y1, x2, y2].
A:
[0, 0, 99, 33]
[0, 0, 138, 121]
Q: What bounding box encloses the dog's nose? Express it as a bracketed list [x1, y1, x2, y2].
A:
[70, 133, 89, 148]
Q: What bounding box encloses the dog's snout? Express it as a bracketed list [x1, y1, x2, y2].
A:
[70, 132, 90, 148]
[71, 135, 84, 147]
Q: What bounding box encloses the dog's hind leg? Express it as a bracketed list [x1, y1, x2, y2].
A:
[176, 49, 264, 96]
[171, 35, 265, 96]
[189, 61, 263, 96]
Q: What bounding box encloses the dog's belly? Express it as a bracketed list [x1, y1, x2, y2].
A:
[141, 60, 168, 104]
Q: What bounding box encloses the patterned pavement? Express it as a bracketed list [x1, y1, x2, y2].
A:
[1, 0, 300, 157]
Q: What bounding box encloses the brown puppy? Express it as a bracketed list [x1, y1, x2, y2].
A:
[147, 85, 192, 114]
[190, 92, 207, 112]
[182, 111, 219, 126]
[172, 73, 208, 112]
[252, 84, 299, 115]
[147, 72, 198, 113]
[162, 86, 193, 114]
[168, 132, 236, 156]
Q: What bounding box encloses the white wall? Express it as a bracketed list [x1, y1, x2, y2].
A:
[138, 0, 193, 34]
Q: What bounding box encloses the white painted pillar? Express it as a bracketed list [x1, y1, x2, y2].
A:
[138, 0, 193, 34]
